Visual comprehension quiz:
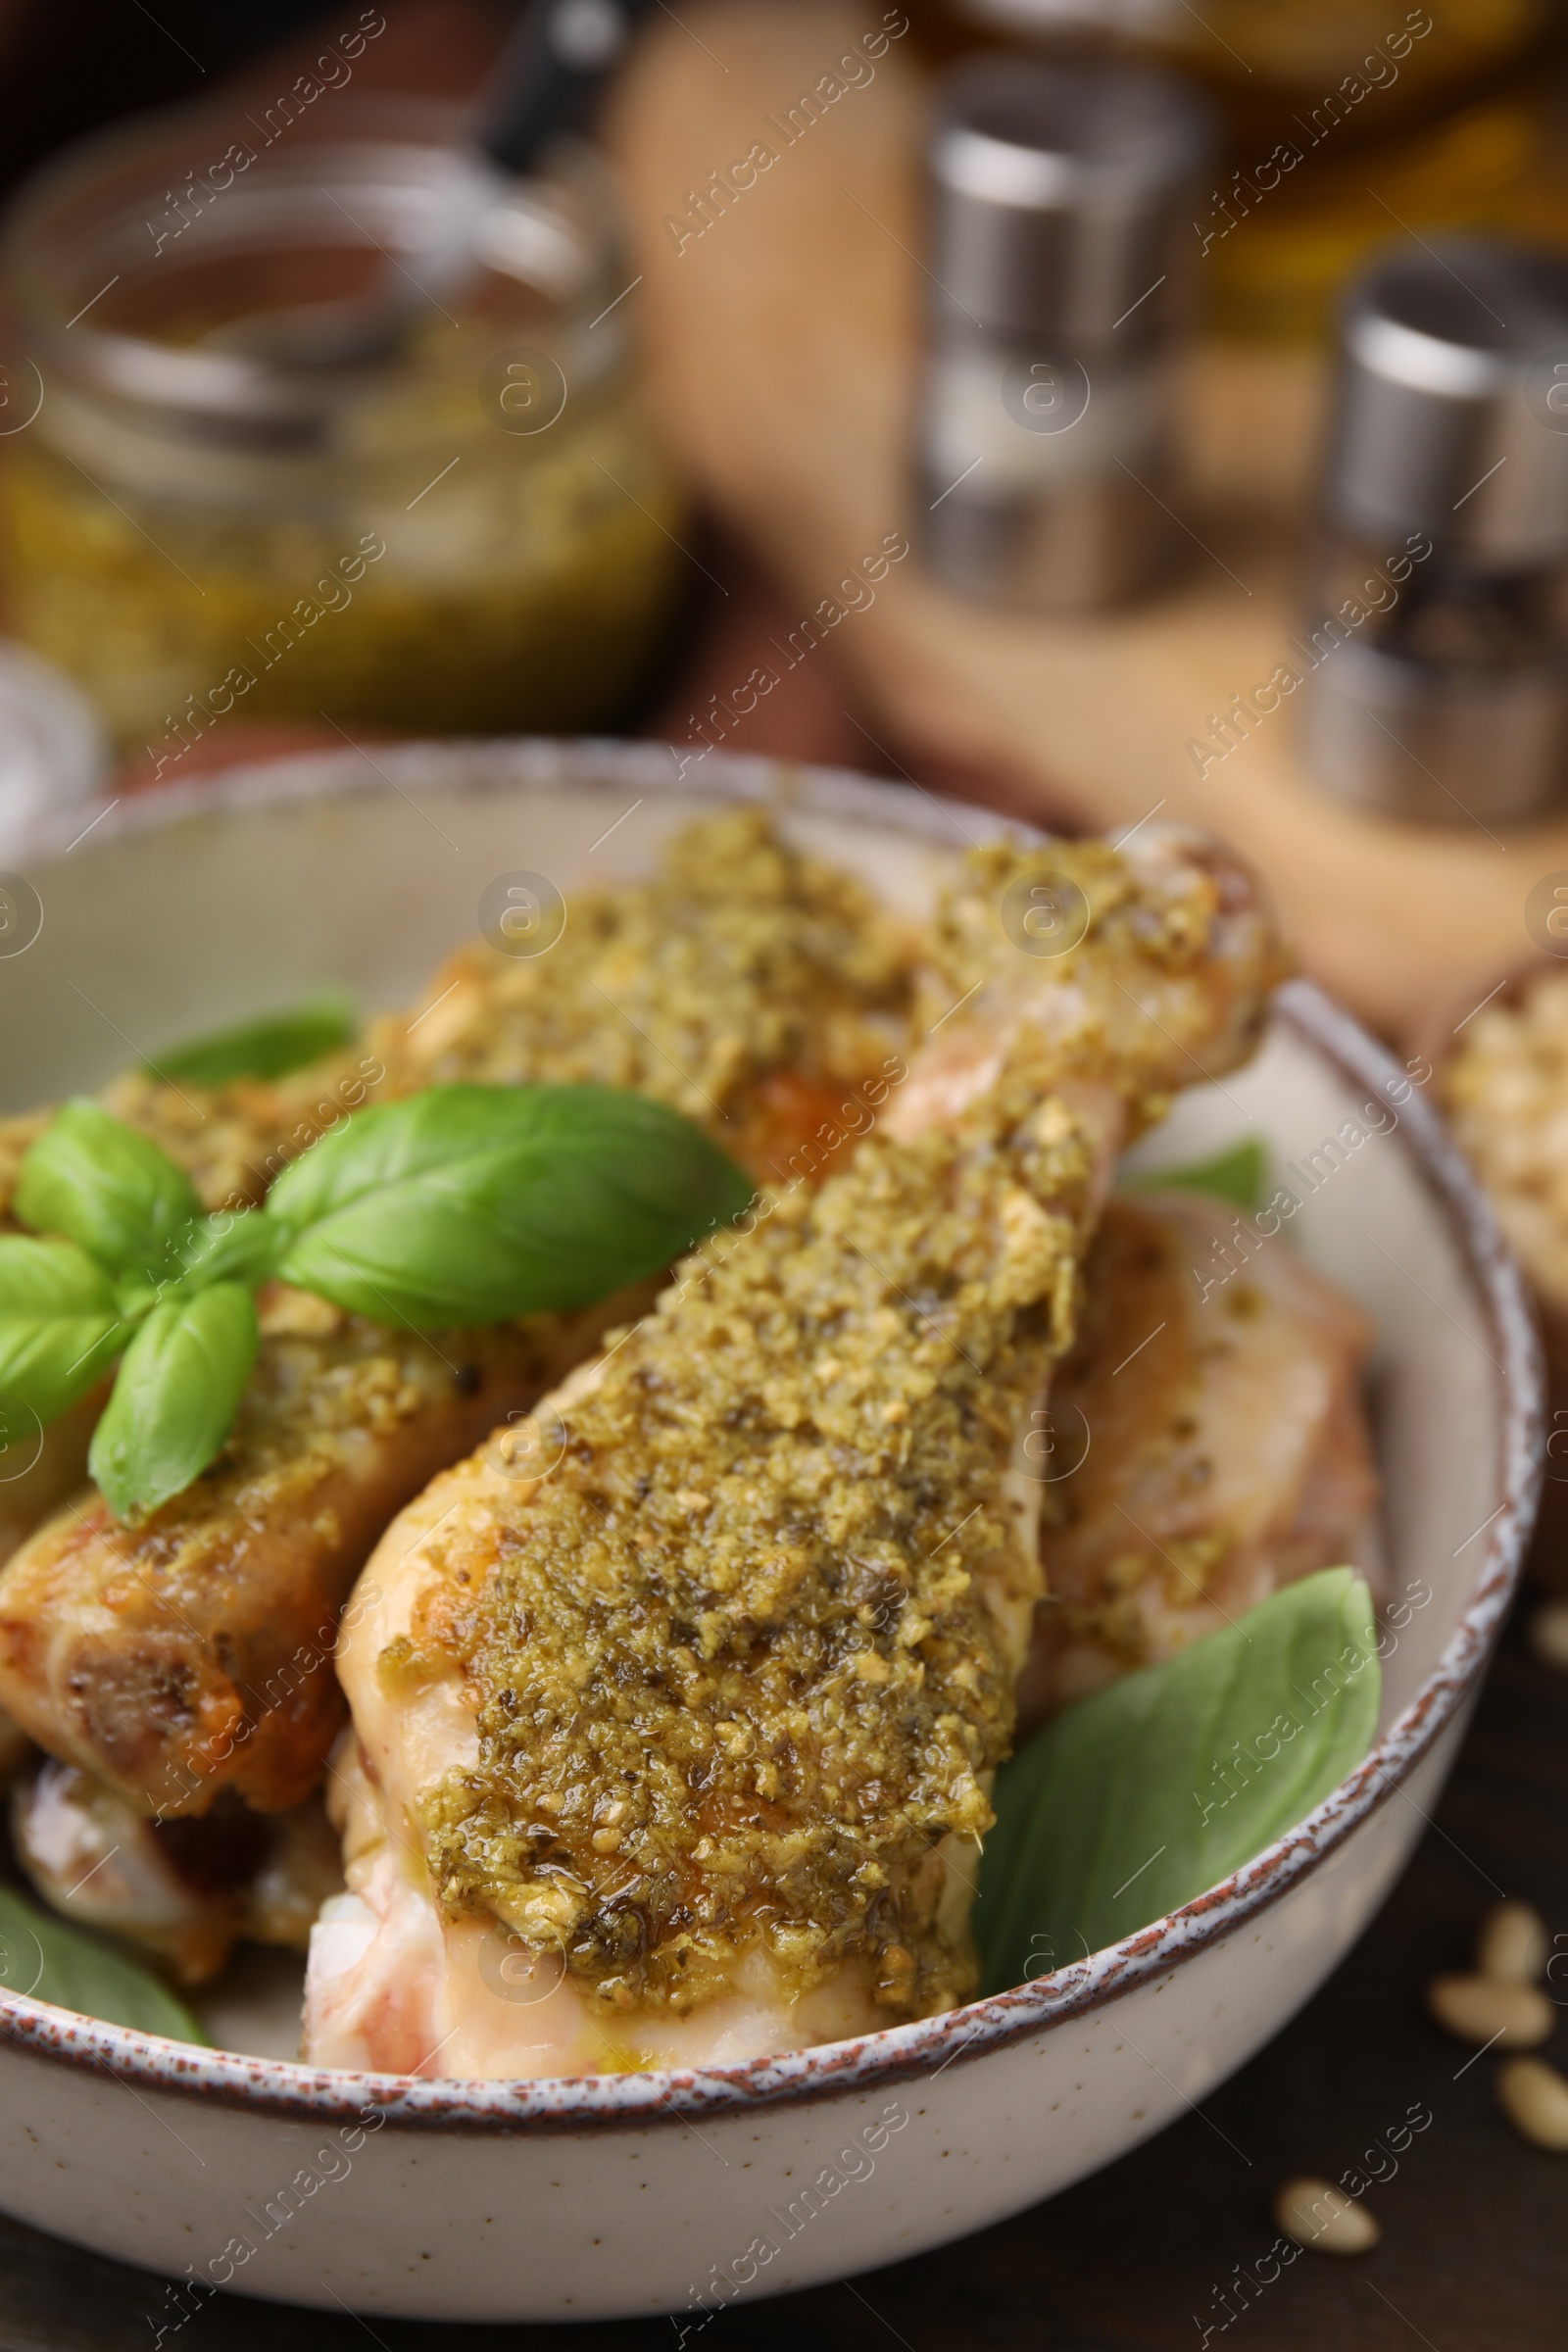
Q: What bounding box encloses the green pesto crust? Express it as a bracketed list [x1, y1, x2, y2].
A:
[0, 808, 919, 1227]
[417, 1070, 1097, 2020]
[374, 805, 917, 1129]
[920, 834, 1280, 1142]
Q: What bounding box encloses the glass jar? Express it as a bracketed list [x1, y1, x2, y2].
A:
[0, 95, 685, 756]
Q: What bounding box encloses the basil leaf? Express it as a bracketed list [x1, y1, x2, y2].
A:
[110, 1213, 279, 1328]
[0, 1880, 206, 2042]
[268, 1083, 753, 1327]
[1120, 1137, 1266, 1214]
[14, 1102, 202, 1278]
[0, 1236, 125, 1423]
[976, 1569, 1380, 1991]
[150, 990, 357, 1087]
[88, 1282, 259, 1524]
[172, 1208, 281, 1294]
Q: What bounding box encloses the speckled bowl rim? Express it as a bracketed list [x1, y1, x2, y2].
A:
[0, 737, 1545, 2134]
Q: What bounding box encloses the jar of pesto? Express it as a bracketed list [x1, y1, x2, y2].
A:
[0, 96, 684, 760]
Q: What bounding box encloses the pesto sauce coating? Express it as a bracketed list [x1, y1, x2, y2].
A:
[375, 806, 917, 1129]
[418, 1069, 1096, 2020]
[0, 808, 917, 1226]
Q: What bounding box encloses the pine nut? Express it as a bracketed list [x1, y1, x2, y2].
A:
[1475, 1898, 1549, 1985]
[1496, 2056, 1568, 2152]
[1273, 2177, 1381, 2255]
[1529, 1597, 1568, 1672]
[1426, 1973, 1553, 2047]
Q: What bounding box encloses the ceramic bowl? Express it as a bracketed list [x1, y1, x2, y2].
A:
[0, 741, 1543, 2323]
[1413, 951, 1568, 1348]
[1411, 952, 1568, 1533]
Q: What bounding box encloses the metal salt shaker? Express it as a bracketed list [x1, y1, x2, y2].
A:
[917, 55, 1213, 609]
[1300, 240, 1568, 823]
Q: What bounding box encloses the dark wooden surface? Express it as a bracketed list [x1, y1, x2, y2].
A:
[2, 1543, 1564, 2352]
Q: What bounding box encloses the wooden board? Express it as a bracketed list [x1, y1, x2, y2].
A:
[608, 3, 1566, 1043]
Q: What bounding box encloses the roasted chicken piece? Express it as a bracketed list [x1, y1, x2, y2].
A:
[366, 806, 912, 1145]
[0, 1298, 588, 1820]
[0, 1404, 97, 1788]
[897, 832, 1275, 1142]
[1015, 1190, 1382, 1728]
[306, 826, 1284, 2076]
[0, 1388, 107, 1574]
[311, 1065, 1106, 2073]
[11, 1756, 342, 1984]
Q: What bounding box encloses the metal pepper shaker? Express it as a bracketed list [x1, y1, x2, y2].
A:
[916, 55, 1213, 610]
[1300, 240, 1568, 823]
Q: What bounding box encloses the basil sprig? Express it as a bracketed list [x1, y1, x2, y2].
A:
[268, 1084, 750, 1325]
[975, 1568, 1380, 1990]
[1118, 1136, 1267, 1214]
[148, 990, 358, 1086]
[0, 1237, 124, 1424]
[14, 1101, 202, 1276]
[0, 1085, 750, 1525]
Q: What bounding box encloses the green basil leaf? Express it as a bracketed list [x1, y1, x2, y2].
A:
[0, 1880, 206, 2042]
[976, 1569, 1380, 1991]
[171, 1207, 281, 1294]
[267, 1083, 753, 1327]
[0, 1236, 126, 1423]
[110, 1275, 160, 1326]
[110, 1212, 279, 1326]
[88, 1281, 259, 1524]
[1119, 1137, 1266, 1214]
[14, 1102, 202, 1278]
[150, 990, 357, 1087]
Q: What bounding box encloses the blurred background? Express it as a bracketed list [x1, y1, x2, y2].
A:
[8, 0, 1568, 1031]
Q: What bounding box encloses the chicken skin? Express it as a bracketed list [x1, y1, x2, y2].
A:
[11, 1755, 342, 1984]
[1015, 1190, 1381, 1727]
[0, 1299, 577, 1819]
